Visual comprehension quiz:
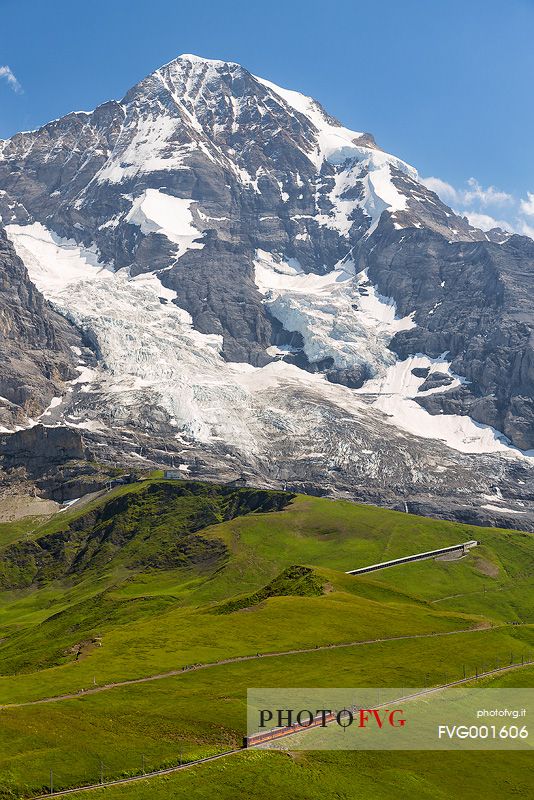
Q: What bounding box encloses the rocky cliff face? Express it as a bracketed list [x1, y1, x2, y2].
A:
[0, 424, 85, 472]
[0, 54, 533, 527]
[357, 219, 534, 449]
[0, 225, 83, 429]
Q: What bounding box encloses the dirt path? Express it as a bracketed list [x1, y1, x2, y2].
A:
[2, 621, 511, 709]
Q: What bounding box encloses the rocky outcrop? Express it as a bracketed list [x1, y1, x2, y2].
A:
[0, 225, 83, 427]
[0, 424, 85, 474]
[417, 372, 454, 392]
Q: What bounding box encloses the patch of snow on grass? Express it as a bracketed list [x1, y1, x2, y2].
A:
[59, 498, 81, 512]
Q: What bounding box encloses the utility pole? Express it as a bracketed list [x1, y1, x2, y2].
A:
[463, 664, 466, 679]
[100, 760, 104, 785]
[50, 769, 53, 795]
[142, 754, 145, 775]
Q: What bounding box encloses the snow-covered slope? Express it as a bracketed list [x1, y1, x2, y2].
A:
[124, 190, 204, 258]
[256, 74, 418, 234]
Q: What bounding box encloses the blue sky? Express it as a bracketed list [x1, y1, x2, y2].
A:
[1, 0, 533, 234]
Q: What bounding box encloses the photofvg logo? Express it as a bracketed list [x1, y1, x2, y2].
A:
[254, 706, 406, 738]
[246, 688, 533, 750]
[246, 689, 408, 750]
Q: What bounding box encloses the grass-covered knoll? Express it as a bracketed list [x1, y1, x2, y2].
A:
[215, 565, 325, 613]
[195, 494, 534, 620]
[0, 561, 473, 684]
[0, 481, 292, 589]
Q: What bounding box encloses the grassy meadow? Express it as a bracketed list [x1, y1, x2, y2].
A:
[0, 478, 531, 798]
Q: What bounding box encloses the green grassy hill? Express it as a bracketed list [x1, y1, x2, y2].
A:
[0, 477, 532, 798]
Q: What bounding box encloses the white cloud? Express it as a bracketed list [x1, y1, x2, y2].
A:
[421, 173, 534, 239]
[0, 65, 22, 93]
[459, 210, 513, 233]
[518, 218, 534, 239]
[423, 175, 512, 209]
[462, 177, 512, 206]
[421, 176, 458, 204]
[519, 192, 534, 217]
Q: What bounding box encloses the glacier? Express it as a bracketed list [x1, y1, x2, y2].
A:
[6, 221, 529, 461]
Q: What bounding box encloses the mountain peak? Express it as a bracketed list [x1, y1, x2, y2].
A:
[156, 52, 245, 77]
[174, 53, 241, 67]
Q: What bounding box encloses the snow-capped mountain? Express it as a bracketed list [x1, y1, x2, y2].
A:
[0, 54, 533, 527]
